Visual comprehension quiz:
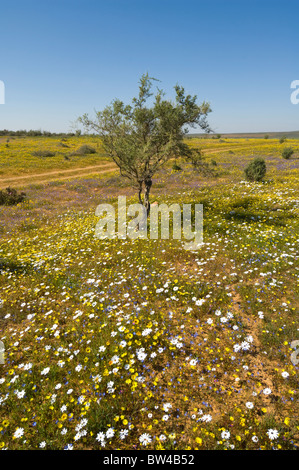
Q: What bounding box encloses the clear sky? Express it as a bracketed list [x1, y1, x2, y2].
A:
[0, 0, 298, 133]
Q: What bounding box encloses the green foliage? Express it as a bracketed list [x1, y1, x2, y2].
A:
[32, 150, 56, 157]
[185, 148, 204, 169]
[185, 148, 218, 176]
[78, 73, 211, 213]
[281, 147, 294, 159]
[172, 163, 182, 171]
[0, 187, 26, 205]
[70, 144, 96, 156]
[279, 136, 286, 144]
[58, 142, 69, 148]
[244, 157, 266, 182]
[0, 129, 77, 137]
[27, 129, 43, 136]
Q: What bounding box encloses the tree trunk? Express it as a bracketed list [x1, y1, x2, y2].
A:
[138, 181, 143, 206]
[144, 178, 152, 217]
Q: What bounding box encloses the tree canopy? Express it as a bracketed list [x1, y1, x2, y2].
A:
[79, 73, 211, 214]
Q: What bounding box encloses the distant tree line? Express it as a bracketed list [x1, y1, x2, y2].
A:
[0, 129, 90, 137]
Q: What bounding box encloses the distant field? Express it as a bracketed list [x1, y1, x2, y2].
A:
[0, 135, 110, 176]
[190, 130, 299, 139]
[1, 134, 299, 188]
[0, 136, 298, 450]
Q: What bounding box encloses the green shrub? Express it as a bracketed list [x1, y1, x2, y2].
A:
[244, 157, 266, 182]
[32, 150, 55, 157]
[58, 142, 69, 148]
[172, 163, 182, 171]
[0, 187, 26, 205]
[279, 136, 286, 144]
[281, 147, 294, 159]
[70, 145, 96, 156]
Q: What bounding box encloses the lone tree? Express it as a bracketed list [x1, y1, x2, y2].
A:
[78, 74, 211, 215]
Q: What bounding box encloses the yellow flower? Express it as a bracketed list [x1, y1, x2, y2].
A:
[156, 442, 164, 450]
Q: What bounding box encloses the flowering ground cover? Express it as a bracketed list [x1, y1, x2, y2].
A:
[0, 136, 298, 450]
[0, 135, 108, 177]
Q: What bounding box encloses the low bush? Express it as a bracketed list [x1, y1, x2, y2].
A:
[70, 145, 96, 156]
[172, 163, 182, 171]
[281, 147, 294, 159]
[32, 150, 56, 157]
[244, 157, 266, 182]
[0, 187, 26, 205]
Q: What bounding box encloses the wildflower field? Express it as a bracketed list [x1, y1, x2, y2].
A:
[0, 136, 298, 450]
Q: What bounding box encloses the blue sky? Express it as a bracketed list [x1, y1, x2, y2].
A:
[0, 0, 298, 133]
